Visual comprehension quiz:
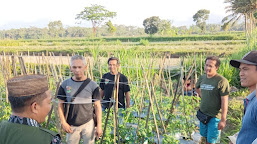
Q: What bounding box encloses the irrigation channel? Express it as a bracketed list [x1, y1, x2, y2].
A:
[0, 52, 203, 144]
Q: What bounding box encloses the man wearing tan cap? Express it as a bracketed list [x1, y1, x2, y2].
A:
[57, 55, 102, 144]
[230, 51, 257, 144]
[0, 74, 62, 144]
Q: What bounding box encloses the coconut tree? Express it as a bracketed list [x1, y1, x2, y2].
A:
[222, 0, 257, 36]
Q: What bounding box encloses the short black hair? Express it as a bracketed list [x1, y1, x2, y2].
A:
[107, 57, 120, 65]
[8, 92, 47, 113]
[183, 76, 191, 80]
[205, 56, 221, 67]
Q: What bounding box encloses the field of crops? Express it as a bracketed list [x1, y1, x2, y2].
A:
[0, 34, 246, 57]
[0, 34, 254, 143]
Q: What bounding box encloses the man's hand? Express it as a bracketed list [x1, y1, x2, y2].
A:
[218, 120, 226, 130]
[61, 122, 73, 133]
[95, 126, 103, 140]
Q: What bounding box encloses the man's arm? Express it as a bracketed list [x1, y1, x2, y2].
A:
[94, 100, 102, 140]
[100, 89, 104, 99]
[195, 88, 201, 97]
[218, 95, 229, 130]
[57, 100, 72, 133]
[125, 91, 130, 108]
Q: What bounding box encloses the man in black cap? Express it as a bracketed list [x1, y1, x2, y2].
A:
[230, 51, 257, 144]
[0, 74, 62, 144]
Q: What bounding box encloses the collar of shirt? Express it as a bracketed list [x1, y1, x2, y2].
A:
[8, 115, 41, 127]
[246, 90, 256, 102]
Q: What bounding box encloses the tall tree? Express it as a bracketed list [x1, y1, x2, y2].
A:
[106, 20, 117, 36]
[48, 20, 65, 38]
[76, 4, 117, 37]
[158, 19, 172, 35]
[143, 16, 161, 35]
[193, 9, 210, 33]
[222, 0, 257, 36]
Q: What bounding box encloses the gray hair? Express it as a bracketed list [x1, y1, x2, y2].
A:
[70, 55, 87, 66]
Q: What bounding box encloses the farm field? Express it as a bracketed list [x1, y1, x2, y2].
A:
[0, 35, 252, 144]
[0, 34, 245, 56]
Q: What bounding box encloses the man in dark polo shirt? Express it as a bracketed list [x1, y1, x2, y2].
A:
[100, 57, 130, 110]
[57, 55, 102, 144]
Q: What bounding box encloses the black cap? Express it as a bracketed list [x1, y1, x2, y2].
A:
[230, 51, 257, 68]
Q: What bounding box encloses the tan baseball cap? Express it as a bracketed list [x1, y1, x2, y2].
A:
[7, 74, 48, 97]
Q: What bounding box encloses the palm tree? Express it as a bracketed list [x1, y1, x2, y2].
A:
[222, 0, 257, 36]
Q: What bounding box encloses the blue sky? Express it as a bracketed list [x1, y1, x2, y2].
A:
[0, 0, 228, 30]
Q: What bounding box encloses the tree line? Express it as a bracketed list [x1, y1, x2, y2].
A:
[0, 1, 253, 40]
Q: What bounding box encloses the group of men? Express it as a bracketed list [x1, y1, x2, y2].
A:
[0, 55, 130, 144]
[0, 51, 257, 144]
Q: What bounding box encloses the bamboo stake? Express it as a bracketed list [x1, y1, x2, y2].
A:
[27, 50, 30, 74]
[11, 55, 17, 76]
[46, 79, 61, 128]
[113, 74, 117, 144]
[151, 74, 166, 134]
[143, 68, 160, 144]
[101, 73, 119, 144]
[134, 69, 148, 142]
[18, 56, 27, 75]
[165, 59, 183, 128]
[114, 74, 120, 144]
[200, 53, 203, 75]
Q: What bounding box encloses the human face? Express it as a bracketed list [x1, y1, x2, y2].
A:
[36, 90, 52, 123]
[239, 63, 257, 92]
[204, 59, 218, 78]
[70, 59, 87, 80]
[108, 60, 119, 74]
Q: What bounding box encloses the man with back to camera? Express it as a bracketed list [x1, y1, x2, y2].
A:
[100, 57, 130, 111]
[230, 51, 257, 144]
[195, 56, 230, 144]
[0, 74, 62, 144]
[57, 55, 102, 144]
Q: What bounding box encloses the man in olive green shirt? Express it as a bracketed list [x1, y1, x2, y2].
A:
[195, 56, 229, 144]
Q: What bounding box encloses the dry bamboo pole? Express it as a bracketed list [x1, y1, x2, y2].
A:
[49, 53, 58, 85]
[184, 59, 187, 95]
[151, 74, 166, 134]
[165, 59, 184, 128]
[67, 54, 71, 77]
[33, 53, 36, 74]
[113, 74, 117, 144]
[180, 60, 192, 139]
[27, 50, 30, 74]
[58, 53, 63, 80]
[158, 56, 166, 106]
[0, 54, 7, 102]
[44, 52, 51, 81]
[6, 55, 11, 78]
[142, 68, 160, 144]
[11, 55, 17, 76]
[101, 74, 119, 144]
[194, 55, 199, 99]
[18, 56, 27, 75]
[42, 52, 46, 75]
[114, 74, 120, 144]
[168, 56, 174, 98]
[38, 53, 42, 74]
[46, 79, 61, 129]
[90, 58, 94, 81]
[200, 53, 203, 75]
[134, 68, 148, 142]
